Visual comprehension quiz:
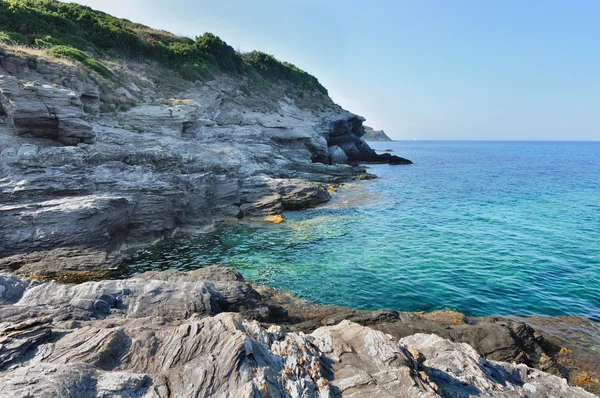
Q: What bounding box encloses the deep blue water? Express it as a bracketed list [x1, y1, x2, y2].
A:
[124, 141, 600, 319]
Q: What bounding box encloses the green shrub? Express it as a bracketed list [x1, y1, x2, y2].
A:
[35, 34, 60, 47]
[194, 33, 244, 74]
[61, 34, 95, 51]
[243, 51, 326, 93]
[83, 58, 112, 78]
[48, 45, 87, 62]
[47, 45, 112, 78]
[0, 30, 29, 45]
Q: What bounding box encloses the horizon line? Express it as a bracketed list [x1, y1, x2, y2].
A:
[382, 139, 600, 142]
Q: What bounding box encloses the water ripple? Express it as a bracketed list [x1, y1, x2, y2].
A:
[122, 141, 600, 318]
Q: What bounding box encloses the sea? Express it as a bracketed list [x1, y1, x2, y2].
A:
[122, 141, 600, 319]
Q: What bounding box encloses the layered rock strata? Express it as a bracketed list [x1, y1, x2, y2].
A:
[0, 267, 593, 398]
[0, 51, 410, 274]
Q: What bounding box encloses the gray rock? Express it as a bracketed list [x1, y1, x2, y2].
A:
[401, 333, 594, 397]
[329, 145, 348, 164]
[135, 264, 244, 283]
[0, 271, 274, 326]
[0, 363, 151, 398]
[270, 178, 331, 210]
[307, 309, 563, 378]
[0, 273, 34, 304]
[0, 51, 410, 274]
[0, 317, 52, 369]
[311, 320, 438, 397]
[372, 313, 559, 372]
[0, 76, 94, 145]
[0, 271, 592, 397]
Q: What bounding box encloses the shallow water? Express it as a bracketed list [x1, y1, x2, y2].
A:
[122, 141, 600, 319]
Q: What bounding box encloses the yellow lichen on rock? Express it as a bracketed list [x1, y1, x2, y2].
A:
[327, 185, 337, 194]
[423, 310, 467, 325]
[264, 214, 285, 223]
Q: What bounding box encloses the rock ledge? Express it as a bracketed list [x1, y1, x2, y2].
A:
[0, 268, 594, 398]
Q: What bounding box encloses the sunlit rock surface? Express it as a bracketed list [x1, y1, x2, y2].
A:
[0, 268, 593, 397]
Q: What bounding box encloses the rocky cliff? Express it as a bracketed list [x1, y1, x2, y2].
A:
[362, 125, 393, 142]
[0, 49, 410, 275]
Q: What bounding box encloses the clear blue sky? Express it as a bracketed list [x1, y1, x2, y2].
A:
[74, 0, 599, 140]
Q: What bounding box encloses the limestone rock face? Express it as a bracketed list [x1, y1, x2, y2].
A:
[0, 75, 94, 145]
[0, 270, 593, 398]
[116, 102, 200, 133]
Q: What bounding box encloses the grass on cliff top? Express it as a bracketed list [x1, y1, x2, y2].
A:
[0, 0, 327, 93]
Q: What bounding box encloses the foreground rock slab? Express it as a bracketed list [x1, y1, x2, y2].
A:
[0, 268, 593, 397]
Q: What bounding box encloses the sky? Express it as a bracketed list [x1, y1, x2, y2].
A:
[73, 0, 599, 140]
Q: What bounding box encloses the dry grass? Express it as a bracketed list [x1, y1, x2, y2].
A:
[169, 98, 196, 106]
[0, 43, 75, 67]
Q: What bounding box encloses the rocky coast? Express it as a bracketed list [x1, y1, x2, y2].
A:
[0, 49, 409, 276]
[0, 265, 597, 397]
[0, 33, 598, 398]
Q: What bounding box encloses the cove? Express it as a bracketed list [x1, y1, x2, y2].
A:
[122, 141, 600, 319]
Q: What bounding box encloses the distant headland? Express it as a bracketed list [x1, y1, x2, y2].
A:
[362, 125, 393, 141]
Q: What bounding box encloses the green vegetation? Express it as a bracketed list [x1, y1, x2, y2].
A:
[47, 44, 86, 62]
[243, 51, 324, 92]
[46, 44, 112, 77]
[82, 57, 111, 78]
[0, 0, 326, 92]
[0, 30, 29, 44]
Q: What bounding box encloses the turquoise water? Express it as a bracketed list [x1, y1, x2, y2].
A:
[123, 141, 600, 319]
